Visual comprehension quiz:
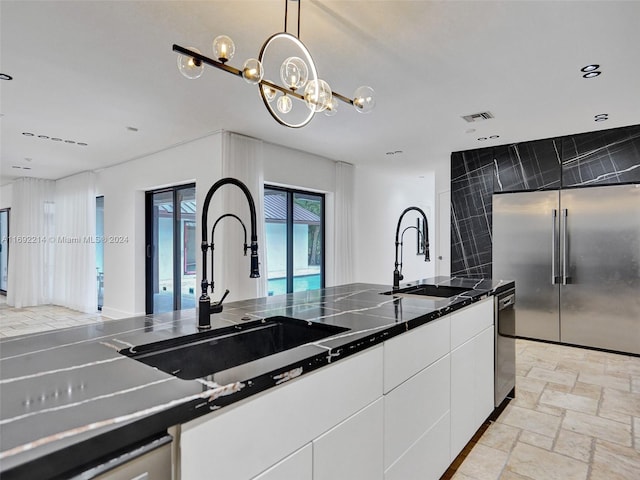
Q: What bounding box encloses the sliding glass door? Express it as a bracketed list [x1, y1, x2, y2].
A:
[145, 184, 196, 314]
[264, 186, 324, 295]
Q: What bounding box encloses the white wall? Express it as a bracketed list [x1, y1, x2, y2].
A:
[353, 167, 437, 286]
[434, 155, 452, 277]
[98, 133, 222, 318]
[0, 183, 13, 209]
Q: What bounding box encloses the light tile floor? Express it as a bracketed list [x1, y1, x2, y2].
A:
[1, 301, 639, 479]
[453, 339, 640, 480]
[0, 297, 109, 337]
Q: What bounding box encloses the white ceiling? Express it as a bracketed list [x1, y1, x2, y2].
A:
[2, 0, 639, 184]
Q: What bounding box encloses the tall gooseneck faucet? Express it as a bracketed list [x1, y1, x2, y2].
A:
[199, 177, 260, 329]
[393, 206, 430, 290]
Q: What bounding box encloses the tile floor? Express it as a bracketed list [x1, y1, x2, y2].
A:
[0, 297, 109, 337]
[1, 300, 639, 479]
[451, 339, 640, 480]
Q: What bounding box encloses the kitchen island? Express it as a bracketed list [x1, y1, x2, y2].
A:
[0, 277, 514, 479]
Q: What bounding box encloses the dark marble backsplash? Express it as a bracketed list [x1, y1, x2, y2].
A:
[451, 123, 640, 278]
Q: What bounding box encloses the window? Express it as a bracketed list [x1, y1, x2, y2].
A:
[145, 184, 196, 313]
[264, 186, 324, 295]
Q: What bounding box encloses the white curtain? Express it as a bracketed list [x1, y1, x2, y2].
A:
[7, 177, 56, 308]
[53, 172, 97, 313]
[219, 132, 266, 301]
[334, 161, 355, 285]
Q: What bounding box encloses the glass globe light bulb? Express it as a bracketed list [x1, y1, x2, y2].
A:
[262, 81, 277, 103]
[177, 47, 204, 79]
[304, 79, 332, 112]
[213, 35, 235, 63]
[280, 57, 309, 91]
[352, 86, 376, 114]
[324, 97, 339, 116]
[242, 58, 264, 85]
[277, 95, 292, 114]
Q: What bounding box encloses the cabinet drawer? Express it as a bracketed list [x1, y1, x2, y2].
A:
[384, 314, 450, 393]
[450, 297, 493, 350]
[384, 411, 450, 480]
[313, 398, 383, 480]
[251, 444, 312, 480]
[384, 354, 450, 469]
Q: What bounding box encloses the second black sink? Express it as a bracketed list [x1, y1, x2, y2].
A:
[381, 284, 473, 298]
[120, 317, 349, 380]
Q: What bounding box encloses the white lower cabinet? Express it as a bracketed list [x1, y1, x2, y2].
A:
[313, 398, 384, 480]
[180, 346, 383, 480]
[383, 352, 451, 480]
[251, 444, 312, 480]
[384, 412, 451, 480]
[450, 325, 495, 461]
[384, 354, 450, 470]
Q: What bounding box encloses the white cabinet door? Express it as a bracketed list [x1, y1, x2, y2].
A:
[313, 398, 384, 480]
[181, 346, 383, 480]
[384, 412, 451, 480]
[384, 354, 450, 469]
[251, 444, 312, 480]
[384, 314, 450, 393]
[451, 296, 493, 350]
[450, 325, 494, 461]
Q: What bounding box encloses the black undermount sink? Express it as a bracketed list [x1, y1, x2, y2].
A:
[120, 316, 349, 380]
[381, 284, 473, 299]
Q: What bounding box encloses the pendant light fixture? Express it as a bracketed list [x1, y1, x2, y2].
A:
[174, 0, 375, 128]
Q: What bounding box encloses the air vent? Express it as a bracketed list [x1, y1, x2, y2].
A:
[462, 111, 494, 123]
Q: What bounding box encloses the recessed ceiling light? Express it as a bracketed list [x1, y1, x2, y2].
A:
[77, 142, 88, 146]
[583, 71, 601, 78]
[581, 64, 600, 72]
[594, 113, 609, 122]
[0, 73, 12, 81]
[22, 132, 34, 136]
[51, 137, 62, 141]
[126, 126, 139, 132]
[489, 135, 500, 139]
[478, 137, 487, 141]
[38, 135, 50, 139]
[64, 140, 76, 144]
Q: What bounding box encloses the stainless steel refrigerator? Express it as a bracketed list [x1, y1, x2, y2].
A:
[493, 184, 640, 355]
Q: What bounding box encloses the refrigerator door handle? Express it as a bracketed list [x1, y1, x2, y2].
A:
[552, 209, 559, 284]
[562, 208, 571, 285]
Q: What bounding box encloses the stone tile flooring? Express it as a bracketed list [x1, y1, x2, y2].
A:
[1, 300, 639, 479]
[452, 339, 640, 480]
[0, 297, 109, 337]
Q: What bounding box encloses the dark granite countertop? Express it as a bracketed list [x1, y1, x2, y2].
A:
[0, 277, 514, 479]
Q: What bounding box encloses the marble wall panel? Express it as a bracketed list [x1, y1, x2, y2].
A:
[494, 139, 562, 192]
[450, 150, 494, 278]
[562, 124, 640, 187]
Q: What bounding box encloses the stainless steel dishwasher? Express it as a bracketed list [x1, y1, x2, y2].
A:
[494, 289, 516, 407]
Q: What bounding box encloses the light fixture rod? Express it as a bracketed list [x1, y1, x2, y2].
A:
[173, 44, 243, 77]
[283, 0, 301, 38]
[173, 43, 355, 106]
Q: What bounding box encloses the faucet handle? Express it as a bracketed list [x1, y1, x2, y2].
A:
[218, 289, 230, 305]
[210, 289, 230, 314]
